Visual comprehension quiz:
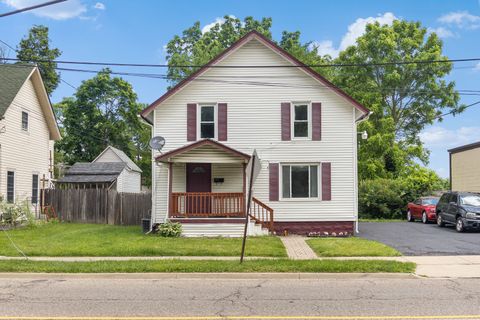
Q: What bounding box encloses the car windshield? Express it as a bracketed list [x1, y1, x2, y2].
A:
[422, 198, 439, 205]
[460, 195, 480, 207]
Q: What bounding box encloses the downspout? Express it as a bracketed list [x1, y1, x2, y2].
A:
[139, 112, 156, 229]
[354, 111, 372, 234]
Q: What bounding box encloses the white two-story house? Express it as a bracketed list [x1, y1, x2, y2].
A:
[141, 31, 370, 237]
[0, 65, 61, 207]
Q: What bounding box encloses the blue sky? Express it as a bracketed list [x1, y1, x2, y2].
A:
[1, 0, 479, 177]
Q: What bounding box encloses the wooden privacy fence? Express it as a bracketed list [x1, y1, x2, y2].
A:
[41, 189, 151, 225]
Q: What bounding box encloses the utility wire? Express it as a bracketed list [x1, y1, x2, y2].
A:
[3, 56, 480, 69]
[0, 0, 67, 18]
[0, 227, 28, 259]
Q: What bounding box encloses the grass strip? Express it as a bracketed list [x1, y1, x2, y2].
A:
[0, 259, 415, 273]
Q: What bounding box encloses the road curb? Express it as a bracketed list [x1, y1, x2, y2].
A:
[0, 272, 417, 280]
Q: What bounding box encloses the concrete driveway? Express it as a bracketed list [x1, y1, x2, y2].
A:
[358, 222, 480, 256]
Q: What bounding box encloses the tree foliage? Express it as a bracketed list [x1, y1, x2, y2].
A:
[17, 25, 61, 95]
[55, 69, 151, 185]
[333, 20, 463, 179]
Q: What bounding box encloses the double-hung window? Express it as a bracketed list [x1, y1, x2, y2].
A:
[282, 164, 319, 199]
[21, 111, 29, 131]
[292, 103, 310, 139]
[199, 105, 216, 139]
[32, 174, 39, 204]
[7, 171, 14, 203]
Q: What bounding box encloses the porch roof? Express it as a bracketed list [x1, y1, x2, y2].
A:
[156, 139, 250, 163]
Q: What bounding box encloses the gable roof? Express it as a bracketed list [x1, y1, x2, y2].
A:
[93, 145, 142, 172]
[155, 139, 251, 162]
[448, 141, 480, 154]
[0, 64, 61, 140]
[57, 162, 126, 184]
[141, 30, 370, 123]
[0, 64, 35, 118]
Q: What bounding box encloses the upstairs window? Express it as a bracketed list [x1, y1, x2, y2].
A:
[292, 104, 310, 138]
[21, 111, 29, 131]
[7, 171, 14, 203]
[200, 105, 216, 139]
[282, 164, 318, 199]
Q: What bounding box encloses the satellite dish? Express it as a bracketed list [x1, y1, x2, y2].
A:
[149, 136, 166, 152]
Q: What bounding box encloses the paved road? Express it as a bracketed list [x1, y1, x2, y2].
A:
[1, 274, 480, 319]
[359, 222, 480, 256]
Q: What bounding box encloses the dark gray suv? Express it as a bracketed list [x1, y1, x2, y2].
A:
[436, 192, 480, 232]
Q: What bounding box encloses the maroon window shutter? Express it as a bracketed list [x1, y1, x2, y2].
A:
[281, 102, 291, 141]
[269, 163, 279, 201]
[187, 103, 197, 141]
[312, 102, 322, 141]
[322, 162, 331, 201]
[218, 103, 227, 141]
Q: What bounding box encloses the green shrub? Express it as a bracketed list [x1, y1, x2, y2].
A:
[0, 200, 35, 227]
[156, 221, 182, 237]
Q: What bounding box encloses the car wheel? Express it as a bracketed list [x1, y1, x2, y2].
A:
[437, 214, 445, 227]
[456, 217, 465, 233]
[422, 211, 429, 224]
[407, 210, 414, 222]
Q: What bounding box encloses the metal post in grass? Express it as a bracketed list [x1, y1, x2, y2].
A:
[240, 150, 260, 263]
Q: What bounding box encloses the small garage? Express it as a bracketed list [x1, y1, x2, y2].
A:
[449, 141, 480, 193]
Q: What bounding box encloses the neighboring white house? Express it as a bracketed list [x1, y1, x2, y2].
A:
[0, 65, 61, 206]
[93, 146, 143, 193]
[141, 31, 370, 237]
[56, 146, 142, 193]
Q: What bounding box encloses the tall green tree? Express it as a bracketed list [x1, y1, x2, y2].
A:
[17, 25, 61, 95]
[165, 16, 333, 85]
[333, 20, 463, 179]
[55, 69, 151, 185]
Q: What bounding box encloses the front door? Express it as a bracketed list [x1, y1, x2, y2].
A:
[186, 163, 211, 214]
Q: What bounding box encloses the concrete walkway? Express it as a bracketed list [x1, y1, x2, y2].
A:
[280, 236, 318, 260]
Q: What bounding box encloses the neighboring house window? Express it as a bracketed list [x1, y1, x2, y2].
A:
[199, 105, 216, 139]
[21, 111, 29, 131]
[32, 174, 39, 204]
[292, 103, 310, 138]
[7, 171, 14, 203]
[282, 164, 318, 198]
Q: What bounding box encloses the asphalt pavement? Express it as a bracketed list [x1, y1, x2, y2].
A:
[1, 275, 480, 319]
[359, 222, 480, 256]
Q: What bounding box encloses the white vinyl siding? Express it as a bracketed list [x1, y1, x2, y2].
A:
[0, 78, 52, 204]
[152, 38, 358, 223]
[116, 169, 141, 193]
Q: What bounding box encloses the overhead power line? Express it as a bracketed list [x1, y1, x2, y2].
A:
[0, 0, 67, 18]
[3, 56, 480, 69]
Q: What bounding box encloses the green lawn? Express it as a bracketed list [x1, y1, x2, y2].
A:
[0, 259, 415, 273]
[0, 223, 286, 257]
[306, 237, 401, 257]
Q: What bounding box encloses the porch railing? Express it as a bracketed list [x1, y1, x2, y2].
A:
[170, 192, 245, 218]
[250, 197, 274, 233]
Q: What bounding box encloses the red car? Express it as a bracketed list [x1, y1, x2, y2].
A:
[407, 197, 439, 224]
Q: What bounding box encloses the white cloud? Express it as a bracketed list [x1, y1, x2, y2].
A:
[438, 11, 480, 29]
[475, 62, 480, 72]
[420, 126, 480, 148]
[93, 2, 105, 10]
[312, 12, 397, 58]
[201, 15, 237, 34]
[427, 26, 455, 39]
[2, 0, 86, 20]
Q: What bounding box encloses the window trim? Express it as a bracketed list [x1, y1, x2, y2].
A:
[280, 162, 321, 201]
[291, 102, 312, 140]
[6, 170, 15, 203]
[197, 103, 218, 140]
[21, 111, 29, 131]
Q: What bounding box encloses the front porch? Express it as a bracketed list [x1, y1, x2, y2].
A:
[156, 139, 274, 235]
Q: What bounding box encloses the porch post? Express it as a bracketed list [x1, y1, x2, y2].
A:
[243, 162, 247, 216]
[168, 162, 173, 218]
